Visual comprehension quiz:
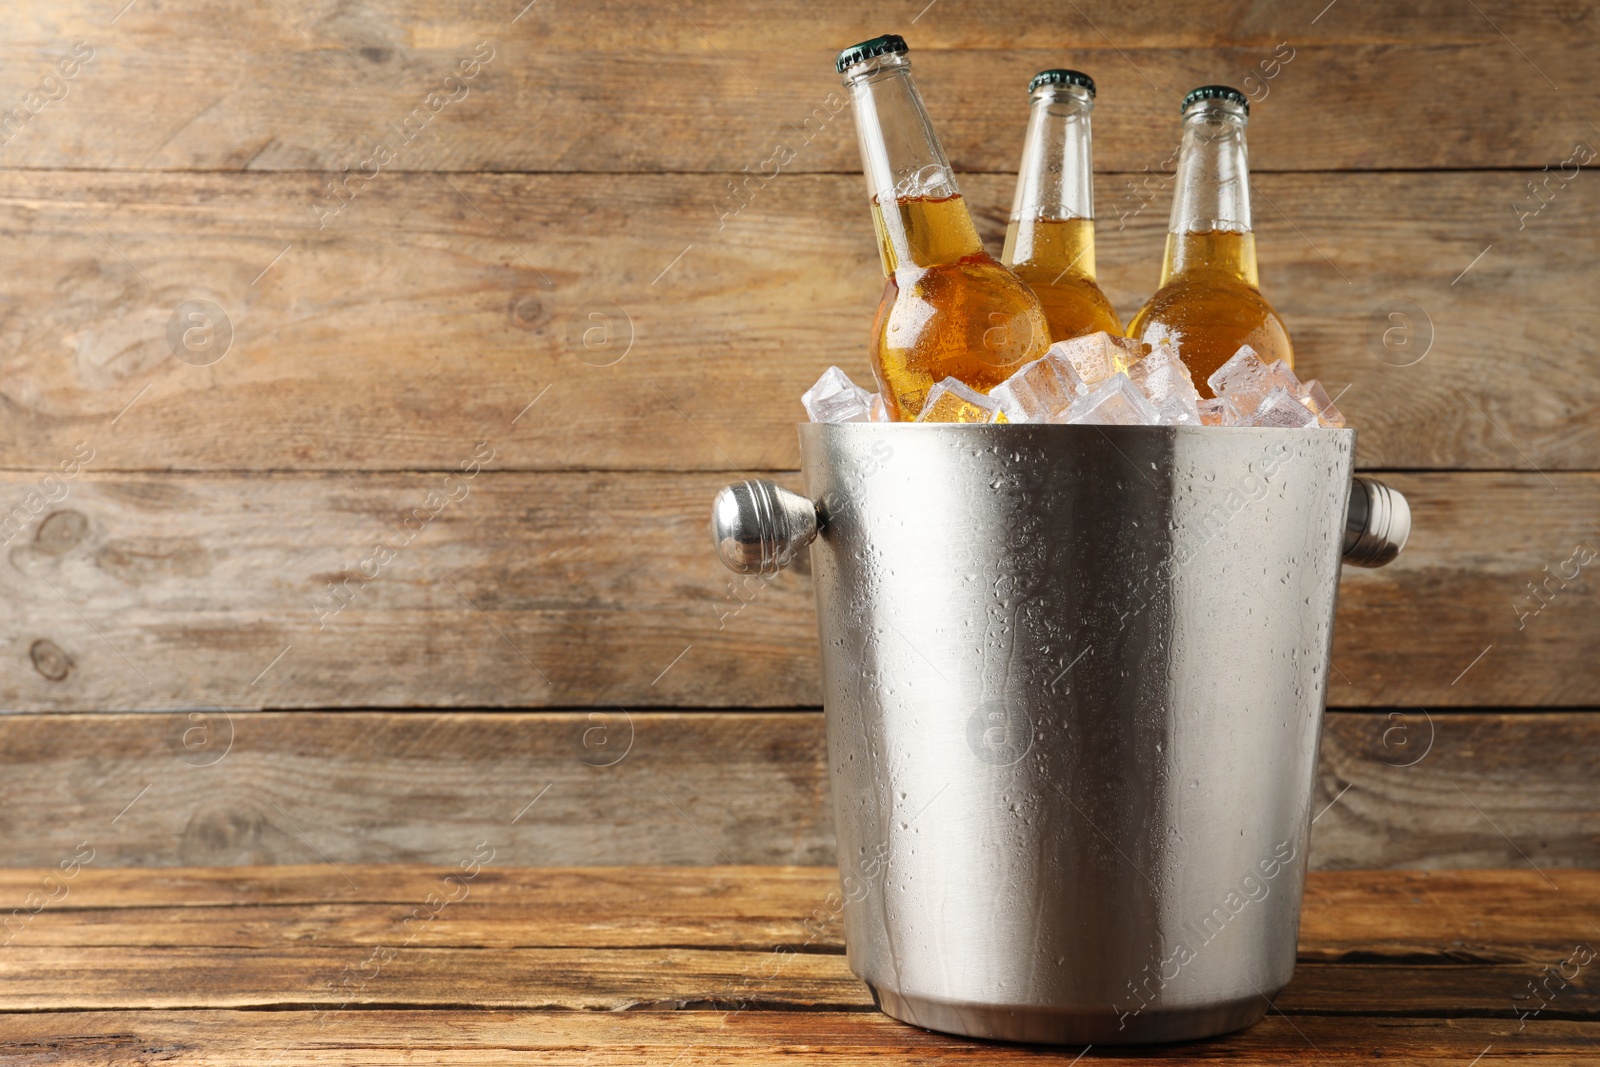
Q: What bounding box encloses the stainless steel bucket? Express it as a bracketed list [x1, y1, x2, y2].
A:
[711, 425, 1409, 1045]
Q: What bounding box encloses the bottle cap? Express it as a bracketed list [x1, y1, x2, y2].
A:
[1182, 85, 1249, 115]
[837, 34, 909, 74]
[1029, 69, 1095, 98]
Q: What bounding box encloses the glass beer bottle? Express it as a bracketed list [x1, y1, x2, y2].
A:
[1127, 86, 1291, 394]
[838, 35, 1049, 421]
[1001, 69, 1121, 341]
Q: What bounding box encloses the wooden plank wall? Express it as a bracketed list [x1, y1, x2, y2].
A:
[0, 1, 1595, 868]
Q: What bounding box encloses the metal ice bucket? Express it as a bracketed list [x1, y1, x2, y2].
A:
[711, 425, 1409, 1045]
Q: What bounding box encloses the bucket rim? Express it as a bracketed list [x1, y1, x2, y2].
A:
[797, 422, 1356, 444]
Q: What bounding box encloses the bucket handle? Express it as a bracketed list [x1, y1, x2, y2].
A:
[712, 476, 1410, 574]
[711, 480, 819, 576]
[1343, 476, 1411, 568]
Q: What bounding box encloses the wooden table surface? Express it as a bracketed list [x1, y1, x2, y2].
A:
[1, 866, 1596, 1064]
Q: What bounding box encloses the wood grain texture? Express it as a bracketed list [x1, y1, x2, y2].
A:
[5, 1012, 1596, 1065]
[2, 470, 1596, 711]
[0, 3, 1592, 172]
[0, 0, 1593, 919]
[0, 867, 849, 949]
[0, 470, 816, 711]
[1331, 473, 1600, 708]
[0, 711, 1593, 869]
[0, 710, 837, 868]
[1313, 713, 1600, 871]
[0, 868, 1594, 1063]
[0, 866, 1591, 959]
[0, 171, 1592, 473]
[3, 945, 1598, 1014]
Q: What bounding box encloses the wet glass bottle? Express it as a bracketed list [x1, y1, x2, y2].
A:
[839, 34, 1049, 421]
[1001, 69, 1121, 341]
[1127, 86, 1292, 394]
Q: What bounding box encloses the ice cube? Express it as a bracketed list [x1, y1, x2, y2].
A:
[1113, 336, 1150, 363]
[802, 366, 873, 423]
[1296, 379, 1346, 428]
[1043, 351, 1092, 394]
[989, 355, 1086, 423]
[1245, 386, 1320, 428]
[868, 393, 890, 423]
[1126, 344, 1201, 425]
[1197, 396, 1242, 426]
[916, 378, 1004, 424]
[1154, 392, 1202, 426]
[1206, 346, 1301, 412]
[1048, 332, 1135, 388]
[1055, 373, 1161, 426]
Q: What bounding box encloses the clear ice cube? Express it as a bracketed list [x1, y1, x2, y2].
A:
[1197, 396, 1242, 426]
[1126, 344, 1201, 425]
[1245, 386, 1320, 428]
[1154, 392, 1202, 426]
[802, 366, 873, 423]
[1206, 346, 1302, 414]
[1055, 373, 1161, 426]
[868, 393, 890, 423]
[1049, 332, 1134, 389]
[990, 354, 1086, 423]
[1297, 379, 1346, 428]
[1044, 351, 1092, 395]
[1115, 336, 1150, 362]
[916, 378, 1004, 424]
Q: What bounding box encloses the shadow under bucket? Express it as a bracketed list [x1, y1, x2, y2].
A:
[712, 424, 1409, 1045]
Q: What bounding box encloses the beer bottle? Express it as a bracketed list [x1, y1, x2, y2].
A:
[1001, 69, 1122, 341]
[838, 35, 1049, 421]
[1127, 86, 1291, 395]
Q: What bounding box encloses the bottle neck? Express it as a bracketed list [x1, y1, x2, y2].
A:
[1164, 101, 1254, 283]
[1004, 84, 1096, 274]
[843, 53, 984, 273]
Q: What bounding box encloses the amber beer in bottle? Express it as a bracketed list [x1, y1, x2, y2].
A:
[1001, 69, 1121, 341]
[838, 35, 1049, 421]
[1127, 86, 1291, 394]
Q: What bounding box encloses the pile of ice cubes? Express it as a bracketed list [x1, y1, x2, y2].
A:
[801, 332, 1345, 429]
